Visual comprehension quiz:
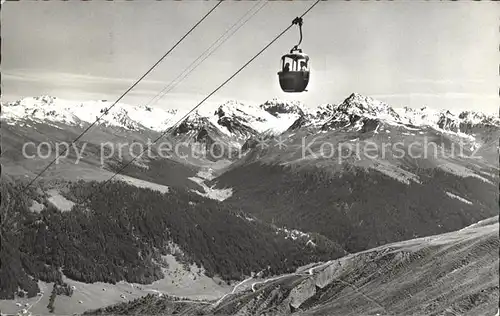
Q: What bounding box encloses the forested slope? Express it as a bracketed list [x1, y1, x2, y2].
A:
[0, 179, 345, 300]
[215, 163, 499, 253]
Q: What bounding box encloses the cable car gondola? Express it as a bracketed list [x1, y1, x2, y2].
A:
[278, 17, 310, 93]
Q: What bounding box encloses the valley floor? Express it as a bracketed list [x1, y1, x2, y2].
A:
[0, 254, 232, 315]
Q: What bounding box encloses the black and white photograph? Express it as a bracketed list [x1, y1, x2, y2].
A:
[0, 0, 499, 315]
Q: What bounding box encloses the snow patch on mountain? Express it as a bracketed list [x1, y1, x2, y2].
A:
[47, 189, 75, 212]
[438, 162, 494, 184]
[236, 214, 256, 222]
[394, 106, 499, 133]
[437, 110, 460, 132]
[275, 227, 310, 241]
[288, 103, 336, 131]
[370, 161, 421, 185]
[459, 111, 500, 126]
[113, 174, 170, 193]
[188, 169, 232, 201]
[260, 98, 310, 117]
[211, 100, 269, 135]
[274, 227, 317, 248]
[29, 200, 44, 213]
[173, 111, 214, 135]
[393, 106, 444, 127]
[311, 104, 336, 124]
[445, 192, 473, 205]
[3, 95, 78, 125]
[189, 176, 233, 201]
[433, 126, 477, 142]
[179, 100, 300, 138]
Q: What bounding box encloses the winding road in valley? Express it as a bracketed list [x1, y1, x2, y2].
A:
[209, 254, 393, 315]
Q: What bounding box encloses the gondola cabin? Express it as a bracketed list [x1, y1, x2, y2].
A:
[277, 52, 310, 93]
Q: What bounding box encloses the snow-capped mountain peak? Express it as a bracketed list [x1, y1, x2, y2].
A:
[260, 98, 310, 117]
[436, 110, 460, 132]
[379, 102, 500, 134]
[3, 95, 78, 125]
[336, 93, 402, 121]
[210, 99, 301, 135]
[458, 110, 500, 126]
[33, 95, 58, 104]
[319, 92, 404, 131]
[214, 100, 266, 124]
[393, 105, 444, 126]
[1, 96, 179, 131]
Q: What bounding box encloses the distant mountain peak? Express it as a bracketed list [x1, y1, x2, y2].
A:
[8, 95, 57, 108]
[33, 95, 58, 103]
[339, 92, 397, 117]
[214, 100, 265, 122]
[2, 95, 179, 131]
[457, 110, 500, 125]
[173, 112, 211, 135]
[319, 93, 403, 131]
[218, 99, 247, 108]
[260, 98, 309, 117]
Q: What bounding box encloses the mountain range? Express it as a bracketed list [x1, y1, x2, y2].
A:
[0, 92, 498, 316]
[3, 93, 499, 139]
[2, 92, 498, 167]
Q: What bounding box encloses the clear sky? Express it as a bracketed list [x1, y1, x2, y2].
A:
[2, 0, 498, 114]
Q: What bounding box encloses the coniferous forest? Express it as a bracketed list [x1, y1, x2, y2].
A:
[0, 178, 345, 299]
[215, 163, 499, 252]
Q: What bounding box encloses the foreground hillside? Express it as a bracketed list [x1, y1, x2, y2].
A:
[85, 216, 500, 316]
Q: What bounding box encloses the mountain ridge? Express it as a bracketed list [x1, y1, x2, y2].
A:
[3, 93, 498, 140]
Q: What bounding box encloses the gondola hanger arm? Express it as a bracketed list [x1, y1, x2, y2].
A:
[291, 17, 303, 53]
